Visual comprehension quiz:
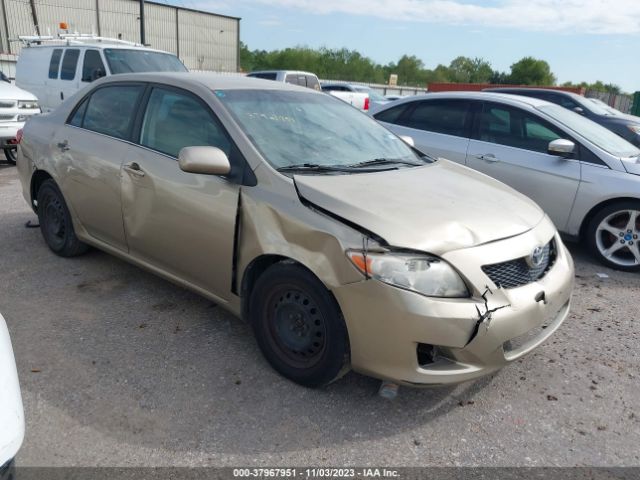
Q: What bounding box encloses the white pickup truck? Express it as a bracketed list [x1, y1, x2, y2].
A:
[246, 70, 370, 111]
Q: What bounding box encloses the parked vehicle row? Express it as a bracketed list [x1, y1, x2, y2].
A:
[17, 73, 574, 388]
[373, 92, 640, 271]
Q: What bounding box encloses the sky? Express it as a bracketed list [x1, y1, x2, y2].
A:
[169, 0, 639, 92]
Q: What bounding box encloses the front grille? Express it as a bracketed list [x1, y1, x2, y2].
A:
[482, 240, 556, 289]
[0, 113, 14, 120]
[0, 101, 15, 108]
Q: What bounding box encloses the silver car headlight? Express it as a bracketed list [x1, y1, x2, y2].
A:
[347, 250, 469, 298]
[17, 100, 38, 110]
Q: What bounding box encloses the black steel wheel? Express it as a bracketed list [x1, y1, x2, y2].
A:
[3, 147, 16, 165]
[36, 179, 89, 257]
[249, 262, 350, 387]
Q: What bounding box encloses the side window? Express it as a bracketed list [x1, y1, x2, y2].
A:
[82, 50, 106, 83]
[83, 85, 143, 139]
[478, 103, 562, 154]
[140, 87, 231, 159]
[400, 100, 471, 137]
[48, 49, 63, 79]
[60, 49, 80, 81]
[68, 98, 89, 127]
[374, 104, 410, 124]
[305, 75, 320, 91]
[285, 74, 299, 86]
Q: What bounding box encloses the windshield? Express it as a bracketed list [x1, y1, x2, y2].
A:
[573, 95, 611, 116]
[538, 104, 640, 158]
[104, 49, 187, 74]
[354, 86, 387, 102]
[216, 89, 421, 171]
[588, 98, 622, 115]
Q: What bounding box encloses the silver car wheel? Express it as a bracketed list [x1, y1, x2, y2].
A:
[595, 209, 640, 267]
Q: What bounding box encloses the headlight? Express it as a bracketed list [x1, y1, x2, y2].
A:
[347, 250, 469, 298]
[17, 100, 39, 110]
[627, 124, 640, 135]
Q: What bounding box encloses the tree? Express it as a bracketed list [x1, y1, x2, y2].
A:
[448, 56, 493, 83]
[508, 57, 556, 86]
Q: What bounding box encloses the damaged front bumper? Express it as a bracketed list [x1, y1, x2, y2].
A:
[332, 218, 574, 386]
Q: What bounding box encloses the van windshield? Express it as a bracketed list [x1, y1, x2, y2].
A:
[216, 89, 422, 171]
[104, 49, 187, 74]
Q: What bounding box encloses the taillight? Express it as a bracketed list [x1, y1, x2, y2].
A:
[16, 129, 23, 144]
[364, 96, 370, 111]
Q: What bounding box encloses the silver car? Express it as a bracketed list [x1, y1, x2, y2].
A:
[373, 92, 640, 272]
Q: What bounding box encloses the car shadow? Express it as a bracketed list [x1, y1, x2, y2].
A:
[0, 209, 494, 456]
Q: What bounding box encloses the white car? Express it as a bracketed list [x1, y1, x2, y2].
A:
[0, 82, 40, 164]
[0, 314, 24, 477]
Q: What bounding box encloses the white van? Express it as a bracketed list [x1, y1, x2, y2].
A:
[16, 34, 187, 112]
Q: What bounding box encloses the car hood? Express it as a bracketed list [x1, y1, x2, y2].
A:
[294, 160, 545, 255]
[0, 82, 36, 101]
[0, 314, 24, 465]
[621, 156, 640, 176]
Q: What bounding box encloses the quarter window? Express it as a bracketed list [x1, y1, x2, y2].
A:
[400, 100, 471, 137]
[478, 103, 562, 154]
[82, 50, 106, 82]
[374, 104, 410, 124]
[48, 49, 62, 79]
[82, 85, 143, 140]
[140, 88, 231, 159]
[60, 49, 80, 81]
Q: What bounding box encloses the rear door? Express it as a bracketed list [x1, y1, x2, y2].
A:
[54, 83, 145, 250]
[376, 99, 473, 164]
[121, 85, 245, 299]
[466, 101, 581, 229]
[56, 48, 81, 104]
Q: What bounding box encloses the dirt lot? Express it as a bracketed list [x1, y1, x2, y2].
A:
[0, 160, 638, 467]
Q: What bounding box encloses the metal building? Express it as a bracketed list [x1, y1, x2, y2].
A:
[0, 0, 240, 75]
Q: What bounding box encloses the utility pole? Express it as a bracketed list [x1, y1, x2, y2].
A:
[139, 0, 145, 45]
[29, 0, 40, 36]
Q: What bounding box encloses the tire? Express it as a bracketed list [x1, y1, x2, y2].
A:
[3, 147, 16, 165]
[36, 179, 89, 257]
[586, 200, 640, 272]
[249, 262, 350, 387]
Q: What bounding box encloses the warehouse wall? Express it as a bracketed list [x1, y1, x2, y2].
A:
[0, 0, 239, 72]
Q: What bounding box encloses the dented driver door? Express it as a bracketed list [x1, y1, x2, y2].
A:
[120, 86, 240, 301]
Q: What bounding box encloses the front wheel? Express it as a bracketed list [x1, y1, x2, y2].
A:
[3, 147, 16, 165]
[36, 179, 89, 257]
[587, 201, 640, 272]
[249, 263, 350, 387]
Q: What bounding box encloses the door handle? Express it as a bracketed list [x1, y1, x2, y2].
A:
[475, 153, 499, 163]
[123, 162, 145, 177]
[57, 140, 70, 151]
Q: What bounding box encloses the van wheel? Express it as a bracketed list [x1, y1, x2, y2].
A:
[249, 262, 350, 387]
[587, 201, 640, 272]
[37, 179, 89, 257]
[3, 148, 16, 165]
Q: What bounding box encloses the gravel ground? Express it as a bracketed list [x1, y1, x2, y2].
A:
[0, 160, 638, 467]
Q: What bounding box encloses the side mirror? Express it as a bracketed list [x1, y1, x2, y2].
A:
[573, 106, 584, 115]
[548, 139, 575, 158]
[91, 68, 105, 82]
[178, 146, 231, 175]
[399, 135, 415, 147]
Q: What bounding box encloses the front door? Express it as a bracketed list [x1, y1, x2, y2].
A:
[54, 83, 145, 251]
[121, 86, 240, 299]
[466, 102, 581, 230]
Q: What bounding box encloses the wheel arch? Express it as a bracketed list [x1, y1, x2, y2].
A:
[579, 197, 640, 240]
[29, 169, 55, 213]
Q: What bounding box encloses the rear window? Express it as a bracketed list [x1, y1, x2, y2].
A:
[103, 49, 186, 74]
[48, 49, 63, 79]
[60, 49, 80, 80]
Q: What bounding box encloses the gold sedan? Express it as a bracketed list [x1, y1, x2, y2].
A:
[17, 73, 574, 387]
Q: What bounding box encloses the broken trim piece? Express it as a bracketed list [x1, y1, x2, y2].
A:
[465, 286, 510, 347]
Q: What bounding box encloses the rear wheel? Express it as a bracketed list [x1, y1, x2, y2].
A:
[3, 147, 16, 165]
[37, 179, 89, 257]
[587, 201, 640, 272]
[249, 262, 350, 387]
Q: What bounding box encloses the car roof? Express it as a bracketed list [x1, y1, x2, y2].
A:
[95, 72, 321, 92]
[380, 91, 554, 109]
[485, 87, 580, 99]
[248, 70, 317, 76]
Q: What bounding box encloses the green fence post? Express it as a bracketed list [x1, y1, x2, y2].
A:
[632, 92, 640, 116]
